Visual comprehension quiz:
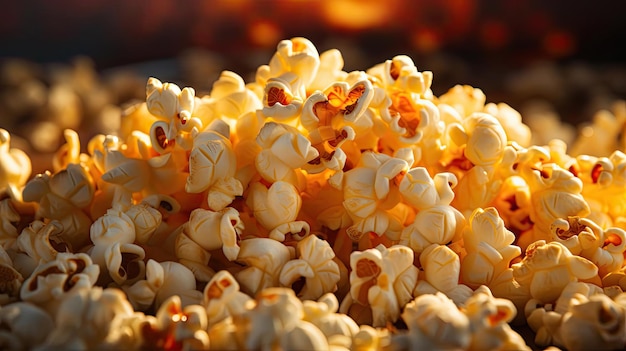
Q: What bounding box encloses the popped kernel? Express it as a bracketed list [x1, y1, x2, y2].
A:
[343, 244, 418, 327]
[415, 243, 473, 305]
[279, 234, 340, 300]
[0, 302, 54, 349]
[202, 270, 251, 326]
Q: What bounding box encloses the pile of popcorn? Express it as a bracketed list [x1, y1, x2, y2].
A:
[2, 37, 626, 351]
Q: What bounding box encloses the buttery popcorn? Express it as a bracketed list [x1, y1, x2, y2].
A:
[5, 36, 626, 350]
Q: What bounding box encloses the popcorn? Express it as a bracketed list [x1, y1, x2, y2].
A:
[202, 270, 251, 326]
[20, 252, 99, 315]
[145, 77, 201, 152]
[175, 207, 243, 280]
[22, 164, 95, 251]
[6, 36, 626, 349]
[343, 244, 418, 327]
[460, 207, 521, 296]
[512, 240, 598, 304]
[394, 292, 471, 350]
[279, 234, 340, 300]
[0, 302, 54, 350]
[415, 243, 473, 305]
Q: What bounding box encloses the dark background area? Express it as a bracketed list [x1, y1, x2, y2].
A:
[2, 0, 626, 126]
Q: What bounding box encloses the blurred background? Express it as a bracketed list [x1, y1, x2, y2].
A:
[1, 0, 626, 160]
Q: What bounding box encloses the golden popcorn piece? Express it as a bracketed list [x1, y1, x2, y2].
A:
[235, 238, 291, 296]
[139, 295, 210, 351]
[343, 244, 418, 327]
[0, 302, 54, 350]
[280, 234, 340, 300]
[202, 270, 252, 326]
[394, 292, 471, 350]
[146, 77, 202, 153]
[439, 84, 486, 118]
[415, 243, 473, 305]
[20, 252, 99, 315]
[512, 240, 598, 304]
[0, 128, 32, 201]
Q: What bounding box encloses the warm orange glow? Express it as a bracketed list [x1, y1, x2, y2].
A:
[321, 0, 398, 30]
[248, 19, 283, 48]
[543, 29, 576, 57]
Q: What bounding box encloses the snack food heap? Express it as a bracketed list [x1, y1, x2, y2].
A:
[2, 37, 626, 351]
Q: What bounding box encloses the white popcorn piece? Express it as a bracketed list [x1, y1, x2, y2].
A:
[262, 72, 305, 121]
[415, 243, 473, 305]
[549, 216, 597, 255]
[0, 245, 22, 305]
[399, 167, 465, 253]
[186, 120, 243, 211]
[124, 202, 162, 245]
[202, 270, 251, 326]
[463, 285, 530, 351]
[0, 302, 54, 350]
[255, 121, 318, 184]
[235, 238, 291, 296]
[447, 112, 508, 170]
[461, 207, 521, 290]
[280, 234, 340, 300]
[22, 164, 95, 251]
[351, 325, 391, 351]
[204, 70, 263, 125]
[550, 293, 626, 351]
[512, 240, 598, 304]
[175, 207, 244, 277]
[483, 102, 532, 148]
[40, 287, 134, 350]
[524, 281, 603, 348]
[300, 79, 373, 173]
[237, 287, 329, 351]
[146, 77, 201, 152]
[20, 252, 99, 315]
[394, 292, 471, 351]
[16, 220, 67, 269]
[344, 244, 418, 327]
[123, 259, 201, 311]
[308, 49, 348, 93]
[0, 128, 32, 201]
[517, 161, 591, 251]
[246, 180, 310, 242]
[302, 293, 359, 342]
[338, 151, 412, 241]
[256, 37, 321, 92]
